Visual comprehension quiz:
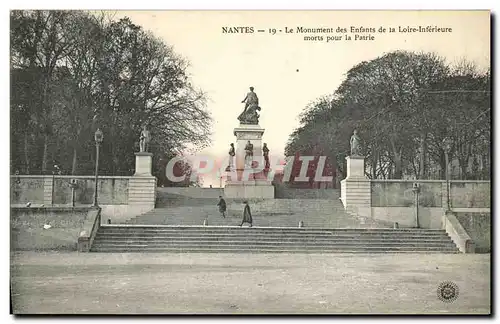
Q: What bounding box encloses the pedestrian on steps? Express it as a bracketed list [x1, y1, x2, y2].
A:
[239, 201, 253, 227]
[217, 196, 227, 218]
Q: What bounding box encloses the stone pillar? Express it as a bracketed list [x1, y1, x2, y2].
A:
[224, 124, 274, 199]
[233, 124, 265, 171]
[346, 156, 366, 179]
[43, 176, 54, 206]
[128, 177, 156, 206]
[128, 152, 156, 217]
[340, 156, 371, 218]
[134, 152, 153, 176]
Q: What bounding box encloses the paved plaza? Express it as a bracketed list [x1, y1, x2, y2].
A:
[11, 252, 490, 314]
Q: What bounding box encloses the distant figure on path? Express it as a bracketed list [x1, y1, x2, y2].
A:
[239, 201, 253, 227]
[217, 196, 227, 218]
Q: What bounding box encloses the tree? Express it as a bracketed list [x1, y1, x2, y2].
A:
[285, 50, 490, 181]
[10, 11, 212, 179]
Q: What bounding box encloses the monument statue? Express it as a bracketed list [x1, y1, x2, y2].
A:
[139, 125, 151, 152]
[244, 140, 254, 168]
[227, 143, 235, 171]
[263, 143, 270, 170]
[350, 129, 362, 156]
[238, 86, 261, 125]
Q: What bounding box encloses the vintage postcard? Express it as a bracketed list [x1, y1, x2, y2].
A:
[10, 9, 491, 315]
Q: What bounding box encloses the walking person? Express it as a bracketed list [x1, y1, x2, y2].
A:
[239, 201, 253, 227]
[217, 196, 227, 218]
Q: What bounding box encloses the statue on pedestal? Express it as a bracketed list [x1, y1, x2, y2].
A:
[238, 86, 261, 125]
[226, 143, 235, 171]
[244, 140, 254, 168]
[140, 125, 151, 152]
[350, 129, 362, 156]
[263, 143, 270, 170]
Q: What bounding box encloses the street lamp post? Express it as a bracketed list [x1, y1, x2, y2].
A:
[92, 128, 103, 208]
[70, 179, 78, 207]
[51, 164, 60, 206]
[412, 183, 421, 228]
[442, 137, 452, 211]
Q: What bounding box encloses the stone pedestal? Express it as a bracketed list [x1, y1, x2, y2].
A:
[346, 155, 366, 179]
[340, 155, 371, 218]
[224, 180, 275, 199]
[223, 123, 274, 199]
[233, 124, 265, 170]
[130, 152, 156, 216]
[134, 152, 153, 176]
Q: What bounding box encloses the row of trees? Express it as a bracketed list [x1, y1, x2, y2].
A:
[11, 10, 212, 179]
[285, 51, 490, 181]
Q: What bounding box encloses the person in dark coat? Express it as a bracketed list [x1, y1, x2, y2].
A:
[217, 196, 227, 218]
[239, 201, 253, 227]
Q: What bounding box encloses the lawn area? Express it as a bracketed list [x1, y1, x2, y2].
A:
[10, 252, 490, 314]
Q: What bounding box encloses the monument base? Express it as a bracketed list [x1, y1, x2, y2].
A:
[134, 152, 153, 176]
[345, 155, 366, 179]
[224, 175, 274, 199]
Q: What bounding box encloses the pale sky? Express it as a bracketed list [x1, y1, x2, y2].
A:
[114, 10, 490, 186]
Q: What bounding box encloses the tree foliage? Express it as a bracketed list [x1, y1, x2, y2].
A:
[285, 51, 490, 180]
[11, 10, 212, 182]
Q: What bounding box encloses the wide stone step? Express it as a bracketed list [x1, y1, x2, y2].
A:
[94, 236, 454, 242]
[95, 233, 451, 241]
[91, 222, 457, 253]
[97, 230, 448, 236]
[92, 246, 458, 253]
[98, 225, 445, 232]
[94, 233, 450, 240]
[92, 240, 457, 248]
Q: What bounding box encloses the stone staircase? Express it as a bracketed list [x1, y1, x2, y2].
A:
[92, 188, 459, 254]
[91, 226, 459, 253]
[126, 189, 386, 228]
[125, 199, 384, 228]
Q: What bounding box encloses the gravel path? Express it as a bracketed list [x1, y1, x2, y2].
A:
[10, 252, 490, 314]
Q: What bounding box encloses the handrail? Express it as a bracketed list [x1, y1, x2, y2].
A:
[77, 207, 101, 252]
[442, 210, 475, 253]
[89, 207, 101, 249]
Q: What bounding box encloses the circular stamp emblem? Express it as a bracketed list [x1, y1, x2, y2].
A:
[437, 281, 459, 303]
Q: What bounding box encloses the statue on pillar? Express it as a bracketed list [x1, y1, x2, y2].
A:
[244, 140, 254, 168]
[139, 125, 151, 152]
[263, 143, 270, 170]
[350, 129, 362, 156]
[238, 86, 261, 125]
[226, 143, 235, 171]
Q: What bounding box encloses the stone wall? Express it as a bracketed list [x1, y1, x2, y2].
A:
[371, 180, 490, 209]
[54, 177, 129, 205]
[10, 176, 45, 205]
[10, 207, 92, 251]
[455, 212, 491, 253]
[451, 182, 490, 208]
[275, 188, 339, 199]
[11, 175, 156, 225]
[366, 180, 490, 229]
[371, 181, 442, 207]
[371, 207, 443, 229]
[157, 187, 223, 199]
[11, 175, 129, 206]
